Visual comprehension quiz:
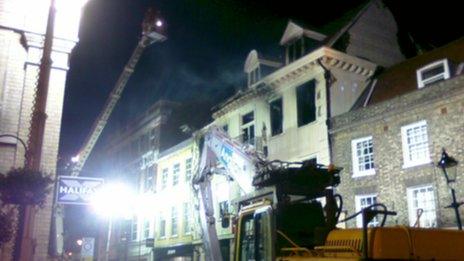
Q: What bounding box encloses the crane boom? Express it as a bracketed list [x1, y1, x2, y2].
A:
[71, 11, 166, 176]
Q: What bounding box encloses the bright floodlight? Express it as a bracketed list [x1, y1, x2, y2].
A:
[156, 19, 163, 27]
[76, 239, 83, 246]
[90, 182, 136, 219]
[71, 155, 80, 163]
[134, 192, 157, 218]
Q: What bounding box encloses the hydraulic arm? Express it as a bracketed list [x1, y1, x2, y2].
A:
[193, 126, 263, 261]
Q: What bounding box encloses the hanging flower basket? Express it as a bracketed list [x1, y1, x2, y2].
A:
[0, 168, 53, 207]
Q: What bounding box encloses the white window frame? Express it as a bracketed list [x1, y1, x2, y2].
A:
[185, 158, 192, 182]
[401, 120, 431, 168]
[161, 168, 169, 190]
[158, 213, 166, 239]
[407, 185, 437, 228]
[351, 136, 376, 177]
[143, 219, 152, 239]
[241, 111, 255, 145]
[416, 59, 450, 88]
[171, 206, 178, 237]
[131, 217, 138, 241]
[183, 202, 191, 235]
[172, 163, 180, 186]
[355, 194, 379, 228]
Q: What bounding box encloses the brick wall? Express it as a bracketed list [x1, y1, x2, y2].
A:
[330, 75, 464, 228]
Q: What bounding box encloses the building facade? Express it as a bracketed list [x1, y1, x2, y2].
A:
[213, 0, 403, 165]
[99, 1, 410, 259]
[0, 0, 89, 259]
[100, 100, 187, 260]
[99, 99, 215, 260]
[330, 39, 464, 228]
[194, 0, 404, 258]
[152, 133, 239, 261]
[153, 139, 196, 260]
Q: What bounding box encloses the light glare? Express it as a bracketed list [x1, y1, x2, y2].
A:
[90, 182, 136, 219]
[71, 155, 80, 163]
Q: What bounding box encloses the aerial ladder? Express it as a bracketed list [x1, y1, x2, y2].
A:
[51, 9, 166, 256]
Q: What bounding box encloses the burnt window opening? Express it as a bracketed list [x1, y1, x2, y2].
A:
[297, 80, 316, 127]
[270, 98, 283, 136]
[222, 124, 229, 133]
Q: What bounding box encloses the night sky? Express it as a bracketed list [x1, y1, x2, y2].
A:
[60, 0, 462, 161]
[60, 0, 462, 243]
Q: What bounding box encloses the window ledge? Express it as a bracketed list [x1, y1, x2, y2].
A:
[402, 160, 432, 169]
[270, 132, 284, 138]
[352, 169, 376, 178]
[298, 120, 318, 129]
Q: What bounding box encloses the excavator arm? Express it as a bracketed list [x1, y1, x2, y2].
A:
[192, 126, 344, 261]
[192, 125, 263, 261]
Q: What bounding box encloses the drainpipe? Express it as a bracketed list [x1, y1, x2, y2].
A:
[317, 59, 335, 163]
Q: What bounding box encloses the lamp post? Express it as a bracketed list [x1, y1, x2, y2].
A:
[437, 148, 463, 230]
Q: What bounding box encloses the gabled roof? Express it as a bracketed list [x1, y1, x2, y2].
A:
[279, 21, 327, 45]
[324, 0, 373, 47]
[356, 38, 464, 108]
[279, 1, 371, 47]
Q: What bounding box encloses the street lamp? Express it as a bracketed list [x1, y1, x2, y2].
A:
[437, 148, 463, 230]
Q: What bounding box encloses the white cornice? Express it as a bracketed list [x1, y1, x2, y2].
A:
[213, 47, 377, 118]
[23, 32, 78, 54]
[266, 47, 376, 88]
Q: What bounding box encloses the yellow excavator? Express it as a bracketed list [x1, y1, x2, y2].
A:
[233, 162, 464, 260]
[193, 126, 464, 261]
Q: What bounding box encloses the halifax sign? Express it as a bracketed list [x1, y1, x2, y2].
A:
[56, 176, 104, 205]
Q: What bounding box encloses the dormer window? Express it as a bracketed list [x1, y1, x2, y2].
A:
[244, 50, 280, 88]
[248, 67, 261, 86]
[416, 59, 450, 88]
[286, 37, 311, 64]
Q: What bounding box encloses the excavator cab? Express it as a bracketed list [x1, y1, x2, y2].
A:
[233, 161, 342, 261]
[235, 203, 274, 261]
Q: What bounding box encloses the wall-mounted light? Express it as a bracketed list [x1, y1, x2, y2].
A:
[437, 148, 462, 230]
